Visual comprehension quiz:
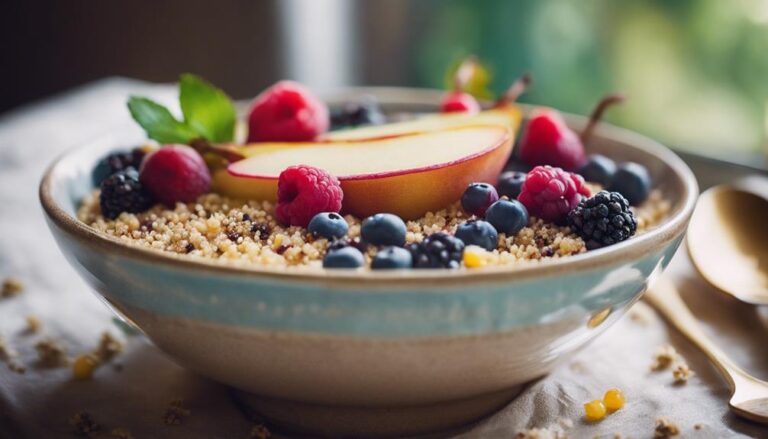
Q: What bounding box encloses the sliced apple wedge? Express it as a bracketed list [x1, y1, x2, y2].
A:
[322, 104, 522, 142]
[214, 125, 513, 219]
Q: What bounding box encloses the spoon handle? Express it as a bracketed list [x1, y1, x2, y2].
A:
[644, 277, 751, 391]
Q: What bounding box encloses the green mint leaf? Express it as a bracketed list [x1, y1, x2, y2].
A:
[127, 97, 199, 144]
[179, 74, 236, 143]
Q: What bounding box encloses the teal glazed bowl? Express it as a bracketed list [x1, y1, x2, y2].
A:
[40, 88, 698, 438]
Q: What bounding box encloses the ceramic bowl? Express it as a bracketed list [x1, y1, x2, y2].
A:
[40, 88, 698, 438]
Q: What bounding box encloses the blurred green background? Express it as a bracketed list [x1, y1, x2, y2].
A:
[409, 0, 768, 160]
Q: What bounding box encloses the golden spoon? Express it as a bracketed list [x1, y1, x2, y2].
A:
[645, 277, 768, 424]
[686, 185, 768, 305]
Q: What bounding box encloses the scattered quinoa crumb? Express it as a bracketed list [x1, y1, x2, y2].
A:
[0, 336, 24, 373]
[628, 301, 654, 325]
[0, 336, 14, 361]
[8, 360, 26, 374]
[1, 277, 23, 298]
[650, 344, 678, 371]
[250, 423, 271, 439]
[672, 363, 694, 384]
[163, 399, 190, 425]
[77, 189, 669, 269]
[95, 331, 123, 362]
[654, 417, 680, 438]
[110, 427, 135, 439]
[25, 315, 42, 334]
[35, 338, 68, 368]
[514, 419, 572, 439]
[70, 411, 100, 436]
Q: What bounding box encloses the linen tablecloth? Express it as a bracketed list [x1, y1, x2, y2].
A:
[1, 78, 766, 438]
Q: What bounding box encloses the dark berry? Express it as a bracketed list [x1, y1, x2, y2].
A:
[517, 165, 591, 221]
[497, 171, 527, 199]
[607, 162, 651, 206]
[251, 223, 271, 240]
[308, 212, 349, 240]
[92, 148, 146, 186]
[504, 160, 532, 174]
[577, 154, 616, 186]
[275, 165, 344, 227]
[454, 220, 498, 251]
[361, 213, 407, 247]
[461, 183, 499, 216]
[485, 199, 529, 235]
[328, 238, 368, 254]
[371, 246, 413, 270]
[99, 168, 154, 219]
[567, 191, 637, 249]
[408, 232, 464, 269]
[330, 97, 385, 129]
[140, 145, 211, 207]
[323, 246, 365, 269]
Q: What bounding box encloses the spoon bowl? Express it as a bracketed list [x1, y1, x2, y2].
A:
[687, 185, 768, 305]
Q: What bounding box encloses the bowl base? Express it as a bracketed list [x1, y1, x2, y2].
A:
[231, 385, 525, 439]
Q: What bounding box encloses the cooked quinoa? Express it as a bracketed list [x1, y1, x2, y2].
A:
[77, 189, 670, 269]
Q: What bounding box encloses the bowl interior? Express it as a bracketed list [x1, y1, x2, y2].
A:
[41, 87, 697, 283]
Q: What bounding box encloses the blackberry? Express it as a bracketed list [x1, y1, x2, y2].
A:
[330, 98, 385, 129]
[99, 168, 154, 219]
[567, 191, 637, 250]
[328, 238, 368, 254]
[407, 232, 465, 269]
[92, 148, 146, 186]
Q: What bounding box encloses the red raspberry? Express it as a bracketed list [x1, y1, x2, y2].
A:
[247, 81, 329, 142]
[519, 108, 586, 171]
[518, 166, 591, 222]
[276, 165, 343, 227]
[440, 91, 480, 114]
[139, 145, 211, 206]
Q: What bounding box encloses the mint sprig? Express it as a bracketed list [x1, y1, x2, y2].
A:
[127, 74, 236, 144]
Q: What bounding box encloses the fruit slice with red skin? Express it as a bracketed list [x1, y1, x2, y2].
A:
[322, 105, 522, 141]
[215, 125, 513, 219]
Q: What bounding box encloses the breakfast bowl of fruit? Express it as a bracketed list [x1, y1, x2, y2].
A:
[40, 70, 697, 437]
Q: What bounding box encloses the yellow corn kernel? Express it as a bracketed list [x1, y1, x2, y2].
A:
[603, 388, 625, 412]
[463, 246, 487, 268]
[463, 245, 497, 268]
[72, 354, 99, 380]
[584, 399, 607, 422]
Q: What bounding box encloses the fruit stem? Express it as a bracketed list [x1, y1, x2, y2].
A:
[452, 55, 478, 92]
[580, 93, 625, 144]
[189, 138, 245, 163]
[495, 73, 532, 107]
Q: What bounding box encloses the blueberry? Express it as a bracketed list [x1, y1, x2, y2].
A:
[485, 199, 529, 235]
[608, 162, 651, 205]
[577, 154, 616, 186]
[461, 183, 499, 216]
[371, 246, 413, 269]
[361, 213, 407, 246]
[330, 97, 385, 129]
[308, 212, 349, 240]
[323, 246, 365, 268]
[497, 171, 527, 199]
[454, 220, 498, 251]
